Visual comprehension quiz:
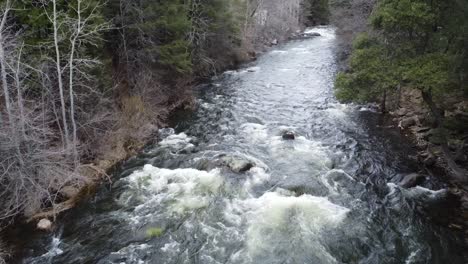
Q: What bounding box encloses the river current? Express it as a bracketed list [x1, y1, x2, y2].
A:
[18, 27, 465, 264]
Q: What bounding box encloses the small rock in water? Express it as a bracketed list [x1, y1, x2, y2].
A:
[399, 173, 426, 188]
[282, 131, 295, 140]
[271, 39, 278, 45]
[37, 219, 53, 231]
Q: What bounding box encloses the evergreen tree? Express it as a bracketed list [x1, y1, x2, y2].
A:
[335, 0, 468, 180]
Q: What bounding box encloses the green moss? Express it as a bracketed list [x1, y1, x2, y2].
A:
[146, 227, 164, 238]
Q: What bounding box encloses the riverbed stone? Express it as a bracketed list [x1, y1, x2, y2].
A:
[305, 32, 321, 37]
[37, 219, 53, 231]
[399, 117, 416, 129]
[423, 155, 437, 167]
[399, 173, 426, 188]
[282, 131, 295, 140]
[414, 126, 431, 133]
[395, 108, 408, 116]
[61, 186, 80, 199]
[220, 156, 255, 173]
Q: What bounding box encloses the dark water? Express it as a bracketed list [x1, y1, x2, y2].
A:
[17, 27, 465, 264]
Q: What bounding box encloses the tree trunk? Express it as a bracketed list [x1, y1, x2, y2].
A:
[0, 1, 11, 124]
[422, 90, 467, 182]
[68, 0, 81, 164]
[381, 90, 387, 114]
[52, 0, 70, 148]
[16, 43, 25, 138]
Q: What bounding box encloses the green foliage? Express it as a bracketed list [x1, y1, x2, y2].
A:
[305, 0, 330, 25]
[107, 0, 243, 78]
[335, 34, 399, 102]
[402, 53, 453, 95]
[371, 0, 435, 36]
[335, 0, 468, 105]
[189, 0, 243, 75]
[127, 0, 192, 74]
[159, 40, 192, 74]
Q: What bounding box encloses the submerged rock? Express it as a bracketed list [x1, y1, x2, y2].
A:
[282, 131, 295, 140]
[37, 219, 53, 231]
[399, 173, 426, 188]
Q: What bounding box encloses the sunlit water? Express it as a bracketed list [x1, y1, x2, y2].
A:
[17, 27, 465, 264]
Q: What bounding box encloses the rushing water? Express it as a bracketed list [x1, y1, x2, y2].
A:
[17, 27, 465, 264]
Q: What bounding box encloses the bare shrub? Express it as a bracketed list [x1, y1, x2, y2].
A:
[0, 105, 87, 223]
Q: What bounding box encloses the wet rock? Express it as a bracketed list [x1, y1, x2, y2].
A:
[220, 156, 255, 173]
[304, 32, 321, 37]
[290, 32, 321, 40]
[282, 131, 295, 140]
[399, 173, 426, 188]
[414, 126, 431, 133]
[399, 117, 416, 129]
[61, 186, 79, 199]
[37, 219, 53, 231]
[423, 155, 437, 167]
[247, 51, 257, 61]
[395, 108, 408, 116]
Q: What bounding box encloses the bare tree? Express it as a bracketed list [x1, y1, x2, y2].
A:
[0, 0, 11, 124]
[67, 0, 109, 163]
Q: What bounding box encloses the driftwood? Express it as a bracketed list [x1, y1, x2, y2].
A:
[27, 163, 110, 223]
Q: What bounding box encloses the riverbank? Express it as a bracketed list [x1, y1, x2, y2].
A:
[386, 89, 468, 244]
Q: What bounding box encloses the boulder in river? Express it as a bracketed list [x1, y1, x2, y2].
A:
[220, 155, 255, 173]
[37, 219, 53, 231]
[282, 131, 295, 140]
[399, 173, 426, 188]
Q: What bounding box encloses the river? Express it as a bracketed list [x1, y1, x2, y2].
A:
[16, 27, 466, 264]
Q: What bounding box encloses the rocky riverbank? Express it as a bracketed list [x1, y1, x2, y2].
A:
[384, 88, 468, 244]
